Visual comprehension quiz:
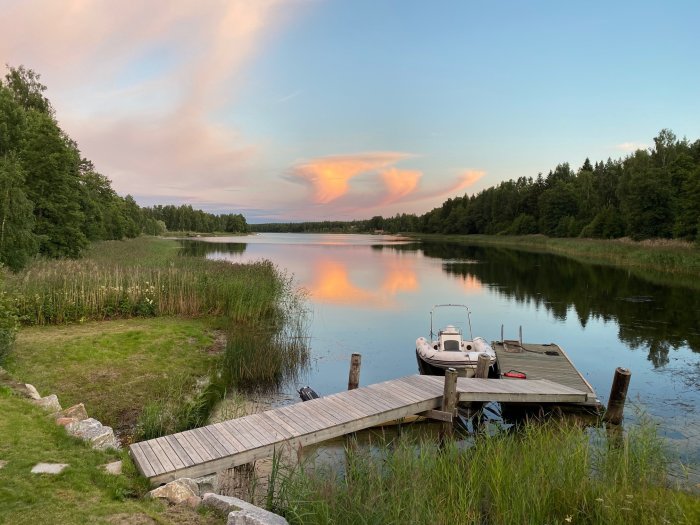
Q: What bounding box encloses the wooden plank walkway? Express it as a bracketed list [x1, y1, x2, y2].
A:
[494, 341, 600, 405]
[130, 374, 586, 485]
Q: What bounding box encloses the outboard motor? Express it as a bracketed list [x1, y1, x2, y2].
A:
[298, 386, 320, 401]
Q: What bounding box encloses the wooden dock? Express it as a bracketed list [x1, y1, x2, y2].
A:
[130, 374, 587, 485]
[494, 341, 600, 406]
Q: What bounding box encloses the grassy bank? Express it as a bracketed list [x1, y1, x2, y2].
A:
[272, 420, 700, 525]
[6, 317, 222, 440]
[0, 386, 222, 525]
[1, 236, 309, 441]
[414, 234, 700, 287]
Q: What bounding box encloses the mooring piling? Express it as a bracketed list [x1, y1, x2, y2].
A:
[475, 353, 491, 379]
[603, 367, 631, 425]
[348, 353, 362, 390]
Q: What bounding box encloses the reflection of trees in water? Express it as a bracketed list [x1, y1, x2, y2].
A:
[178, 240, 247, 257]
[389, 241, 700, 366]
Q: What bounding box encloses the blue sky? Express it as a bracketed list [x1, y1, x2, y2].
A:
[1, 0, 698, 221]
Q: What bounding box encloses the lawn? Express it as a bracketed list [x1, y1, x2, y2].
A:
[0, 386, 222, 525]
[5, 317, 222, 441]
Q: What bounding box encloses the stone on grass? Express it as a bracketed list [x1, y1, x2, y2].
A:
[102, 460, 123, 475]
[65, 418, 120, 450]
[201, 493, 289, 525]
[23, 384, 42, 400]
[0, 460, 7, 470]
[56, 403, 88, 421]
[148, 478, 199, 505]
[56, 417, 79, 427]
[31, 463, 69, 474]
[33, 394, 61, 413]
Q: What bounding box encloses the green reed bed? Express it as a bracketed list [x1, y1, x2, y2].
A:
[271, 420, 699, 525]
[7, 256, 282, 325]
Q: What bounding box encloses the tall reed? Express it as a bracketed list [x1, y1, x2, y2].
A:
[271, 419, 697, 525]
[6, 239, 282, 326]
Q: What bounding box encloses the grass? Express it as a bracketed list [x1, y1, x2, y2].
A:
[5, 237, 283, 325]
[270, 419, 700, 525]
[414, 234, 700, 288]
[2, 236, 310, 441]
[0, 386, 222, 525]
[4, 317, 221, 441]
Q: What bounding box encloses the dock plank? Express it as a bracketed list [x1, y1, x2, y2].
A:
[131, 373, 591, 485]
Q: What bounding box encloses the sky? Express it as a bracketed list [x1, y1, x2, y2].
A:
[1, 0, 699, 222]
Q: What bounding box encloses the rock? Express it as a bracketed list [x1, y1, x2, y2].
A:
[55, 403, 88, 421]
[186, 496, 202, 509]
[102, 460, 123, 475]
[23, 384, 42, 400]
[31, 463, 69, 474]
[56, 417, 79, 427]
[0, 460, 7, 469]
[65, 418, 120, 450]
[33, 394, 61, 413]
[148, 478, 199, 505]
[193, 474, 218, 496]
[201, 493, 289, 525]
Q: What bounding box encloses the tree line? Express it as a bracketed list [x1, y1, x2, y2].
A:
[256, 129, 700, 242]
[0, 66, 247, 271]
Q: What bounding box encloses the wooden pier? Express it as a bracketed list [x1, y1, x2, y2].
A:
[493, 341, 600, 406]
[130, 374, 587, 485]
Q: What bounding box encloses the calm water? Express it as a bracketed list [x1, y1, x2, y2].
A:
[184, 233, 700, 467]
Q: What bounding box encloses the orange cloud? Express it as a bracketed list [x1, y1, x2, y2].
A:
[445, 169, 485, 195]
[380, 168, 422, 204]
[291, 152, 412, 203]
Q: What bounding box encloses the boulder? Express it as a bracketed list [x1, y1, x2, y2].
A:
[23, 384, 42, 400]
[65, 418, 120, 450]
[56, 403, 88, 421]
[201, 493, 289, 525]
[148, 478, 199, 505]
[33, 394, 62, 413]
[55, 417, 79, 427]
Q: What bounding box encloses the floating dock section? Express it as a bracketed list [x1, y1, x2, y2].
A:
[493, 341, 600, 407]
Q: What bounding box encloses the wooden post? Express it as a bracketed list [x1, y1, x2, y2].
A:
[440, 368, 458, 438]
[603, 367, 631, 425]
[348, 353, 361, 390]
[475, 354, 491, 379]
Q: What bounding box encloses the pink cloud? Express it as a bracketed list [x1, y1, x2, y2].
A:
[290, 152, 413, 203]
[0, 0, 293, 206]
[380, 168, 422, 204]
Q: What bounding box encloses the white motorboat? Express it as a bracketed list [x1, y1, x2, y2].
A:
[416, 304, 496, 377]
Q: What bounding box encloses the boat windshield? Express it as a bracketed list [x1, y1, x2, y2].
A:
[444, 340, 460, 352]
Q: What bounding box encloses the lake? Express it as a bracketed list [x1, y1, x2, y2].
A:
[184, 233, 700, 470]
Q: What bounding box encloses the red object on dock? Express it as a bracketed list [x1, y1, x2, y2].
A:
[503, 370, 527, 379]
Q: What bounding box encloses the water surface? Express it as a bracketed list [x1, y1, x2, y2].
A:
[184, 233, 700, 469]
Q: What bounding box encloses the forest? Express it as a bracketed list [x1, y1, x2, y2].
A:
[254, 129, 700, 241]
[0, 66, 248, 271]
